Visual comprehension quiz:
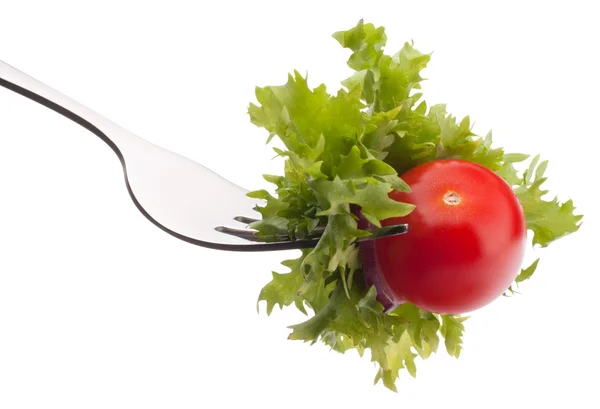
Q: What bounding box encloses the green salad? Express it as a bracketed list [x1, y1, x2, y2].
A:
[245, 20, 582, 391]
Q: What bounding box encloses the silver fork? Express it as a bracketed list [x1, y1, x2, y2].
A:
[0, 61, 408, 251]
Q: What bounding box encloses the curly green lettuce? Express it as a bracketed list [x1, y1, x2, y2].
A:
[247, 20, 582, 391]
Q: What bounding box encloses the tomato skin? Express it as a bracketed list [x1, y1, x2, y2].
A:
[374, 159, 527, 315]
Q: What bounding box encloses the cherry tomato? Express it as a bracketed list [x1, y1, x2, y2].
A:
[373, 159, 527, 314]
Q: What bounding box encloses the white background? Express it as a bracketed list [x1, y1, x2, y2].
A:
[1, 1, 598, 408]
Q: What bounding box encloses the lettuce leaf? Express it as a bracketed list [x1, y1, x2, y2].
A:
[248, 19, 582, 391]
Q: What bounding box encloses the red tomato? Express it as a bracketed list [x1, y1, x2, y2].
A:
[373, 159, 527, 315]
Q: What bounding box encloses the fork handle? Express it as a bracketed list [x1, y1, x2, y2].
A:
[0, 60, 140, 156]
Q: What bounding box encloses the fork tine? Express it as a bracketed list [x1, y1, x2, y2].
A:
[215, 223, 408, 245]
[214, 226, 288, 242]
[359, 223, 408, 240]
[234, 215, 327, 235]
[233, 216, 260, 225]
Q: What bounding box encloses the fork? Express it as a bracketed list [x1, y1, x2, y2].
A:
[0, 61, 408, 251]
